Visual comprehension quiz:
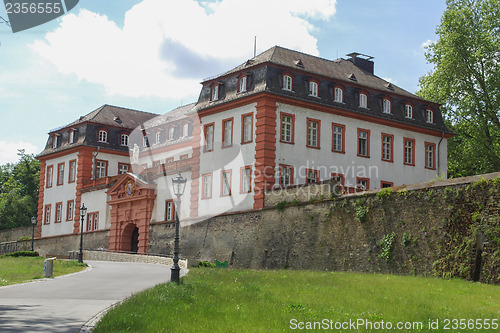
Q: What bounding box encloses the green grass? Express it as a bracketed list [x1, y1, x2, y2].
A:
[95, 269, 500, 332]
[0, 256, 87, 286]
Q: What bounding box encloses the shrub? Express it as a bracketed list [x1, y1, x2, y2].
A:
[355, 206, 369, 223]
[378, 232, 396, 262]
[3, 251, 39, 257]
[197, 261, 216, 268]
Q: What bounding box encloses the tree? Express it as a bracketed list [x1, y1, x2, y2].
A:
[0, 150, 40, 230]
[418, 0, 500, 178]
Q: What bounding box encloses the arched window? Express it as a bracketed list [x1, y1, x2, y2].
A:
[283, 75, 293, 91]
[334, 86, 343, 103]
[120, 134, 129, 146]
[426, 109, 434, 123]
[182, 124, 189, 137]
[309, 81, 318, 97]
[405, 104, 413, 119]
[383, 99, 391, 114]
[359, 93, 368, 108]
[168, 128, 174, 140]
[98, 130, 108, 143]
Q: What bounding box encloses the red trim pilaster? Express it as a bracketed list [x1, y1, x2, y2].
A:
[253, 96, 277, 209]
[74, 147, 94, 233]
[36, 160, 46, 238]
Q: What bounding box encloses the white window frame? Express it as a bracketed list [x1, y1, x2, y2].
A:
[280, 166, 292, 187]
[119, 163, 129, 174]
[283, 75, 293, 91]
[239, 76, 247, 92]
[383, 99, 391, 114]
[67, 201, 74, 221]
[333, 125, 343, 152]
[211, 85, 219, 101]
[404, 140, 414, 165]
[205, 124, 214, 151]
[202, 174, 212, 199]
[309, 81, 318, 97]
[52, 135, 58, 149]
[358, 130, 368, 156]
[241, 167, 251, 193]
[98, 130, 108, 143]
[182, 124, 189, 137]
[96, 161, 107, 179]
[56, 203, 62, 222]
[155, 132, 161, 144]
[281, 115, 293, 143]
[359, 93, 368, 108]
[165, 200, 174, 221]
[426, 109, 434, 123]
[221, 171, 231, 196]
[334, 87, 343, 103]
[307, 120, 319, 148]
[121, 134, 129, 146]
[69, 131, 75, 144]
[426, 144, 434, 168]
[168, 128, 174, 141]
[223, 119, 233, 147]
[382, 135, 392, 161]
[242, 115, 252, 143]
[405, 104, 413, 119]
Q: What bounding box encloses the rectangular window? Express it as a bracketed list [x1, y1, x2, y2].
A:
[202, 173, 212, 199]
[153, 160, 161, 167]
[279, 164, 294, 187]
[96, 160, 108, 179]
[404, 138, 415, 166]
[211, 85, 219, 101]
[180, 154, 189, 160]
[222, 118, 233, 148]
[283, 75, 292, 91]
[381, 181, 393, 188]
[204, 123, 214, 152]
[86, 212, 99, 231]
[44, 205, 51, 224]
[356, 177, 370, 190]
[69, 130, 75, 144]
[332, 123, 345, 153]
[306, 169, 320, 185]
[425, 142, 436, 170]
[357, 129, 370, 157]
[118, 163, 130, 174]
[221, 170, 232, 196]
[426, 109, 434, 123]
[280, 113, 294, 143]
[239, 76, 247, 92]
[155, 132, 161, 144]
[331, 173, 345, 186]
[309, 81, 318, 97]
[52, 135, 58, 149]
[56, 163, 64, 186]
[405, 104, 413, 119]
[241, 113, 253, 144]
[98, 130, 108, 143]
[143, 136, 149, 147]
[67, 200, 74, 221]
[165, 200, 175, 222]
[68, 160, 76, 183]
[168, 128, 174, 141]
[306, 118, 320, 148]
[240, 166, 252, 193]
[55, 202, 62, 223]
[46, 165, 53, 188]
[381, 133, 394, 162]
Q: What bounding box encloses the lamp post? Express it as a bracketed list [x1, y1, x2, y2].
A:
[79, 204, 87, 263]
[30, 216, 37, 251]
[171, 172, 187, 283]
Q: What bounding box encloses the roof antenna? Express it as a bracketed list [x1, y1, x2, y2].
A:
[253, 36, 257, 57]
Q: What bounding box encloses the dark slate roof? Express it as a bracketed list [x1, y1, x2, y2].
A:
[204, 45, 419, 100]
[59, 104, 158, 132]
[143, 103, 196, 129]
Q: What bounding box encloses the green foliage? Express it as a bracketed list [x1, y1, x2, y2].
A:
[355, 206, 369, 223]
[215, 260, 228, 268]
[1, 250, 39, 258]
[197, 261, 216, 268]
[292, 198, 299, 206]
[0, 150, 40, 230]
[401, 233, 412, 247]
[17, 236, 32, 241]
[417, 0, 500, 177]
[376, 188, 392, 200]
[378, 232, 396, 262]
[275, 201, 288, 211]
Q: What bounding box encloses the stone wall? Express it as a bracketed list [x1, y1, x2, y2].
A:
[34, 230, 110, 257]
[0, 226, 32, 242]
[79, 250, 187, 268]
[150, 172, 500, 284]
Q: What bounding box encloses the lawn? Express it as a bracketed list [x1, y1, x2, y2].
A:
[0, 256, 87, 286]
[94, 269, 500, 332]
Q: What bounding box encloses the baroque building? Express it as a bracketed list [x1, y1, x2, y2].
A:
[36, 46, 452, 253]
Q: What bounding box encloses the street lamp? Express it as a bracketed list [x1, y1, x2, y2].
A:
[79, 204, 87, 263]
[30, 216, 37, 252]
[171, 172, 187, 283]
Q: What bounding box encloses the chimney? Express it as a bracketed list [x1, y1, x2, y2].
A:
[346, 52, 374, 75]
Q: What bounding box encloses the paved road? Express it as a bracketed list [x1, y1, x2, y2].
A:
[0, 260, 182, 333]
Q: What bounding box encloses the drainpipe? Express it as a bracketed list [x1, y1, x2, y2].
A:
[437, 131, 444, 177]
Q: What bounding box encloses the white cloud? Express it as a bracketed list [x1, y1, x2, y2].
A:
[30, 0, 337, 99]
[0, 141, 40, 165]
[421, 39, 434, 48]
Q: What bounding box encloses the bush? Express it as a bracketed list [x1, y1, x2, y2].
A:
[3, 251, 39, 257]
[197, 261, 216, 268]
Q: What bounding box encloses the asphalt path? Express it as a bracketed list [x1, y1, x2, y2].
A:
[0, 260, 182, 333]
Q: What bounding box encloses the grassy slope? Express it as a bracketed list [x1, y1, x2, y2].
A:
[0, 256, 86, 286]
[95, 269, 500, 333]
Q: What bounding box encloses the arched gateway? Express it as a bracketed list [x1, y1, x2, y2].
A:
[107, 174, 156, 254]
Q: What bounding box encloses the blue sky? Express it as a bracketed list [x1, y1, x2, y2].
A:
[0, 0, 446, 164]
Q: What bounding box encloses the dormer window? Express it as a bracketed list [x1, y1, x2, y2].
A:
[426, 109, 434, 123]
[68, 130, 75, 144]
[168, 128, 174, 141]
[143, 136, 149, 147]
[283, 75, 293, 91]
[52, 135, 58, 149]
[309, 81, 318, 97]
[359, 93, 368, 108]
[238, 76, 247, 93]
[211, 85, 219, 101]
[155, 131, 161, 144]
[405, 104, 413, 119]
[182, 123, 189, 137]
[98, 130, 108, 143]
[383, 99, 392, 114]
[120, 134, 129, 146]
[334, 86, 343, 103]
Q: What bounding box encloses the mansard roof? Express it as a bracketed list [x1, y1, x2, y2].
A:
[143, 103, 196, 129]
[63, 104, 158, 131]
